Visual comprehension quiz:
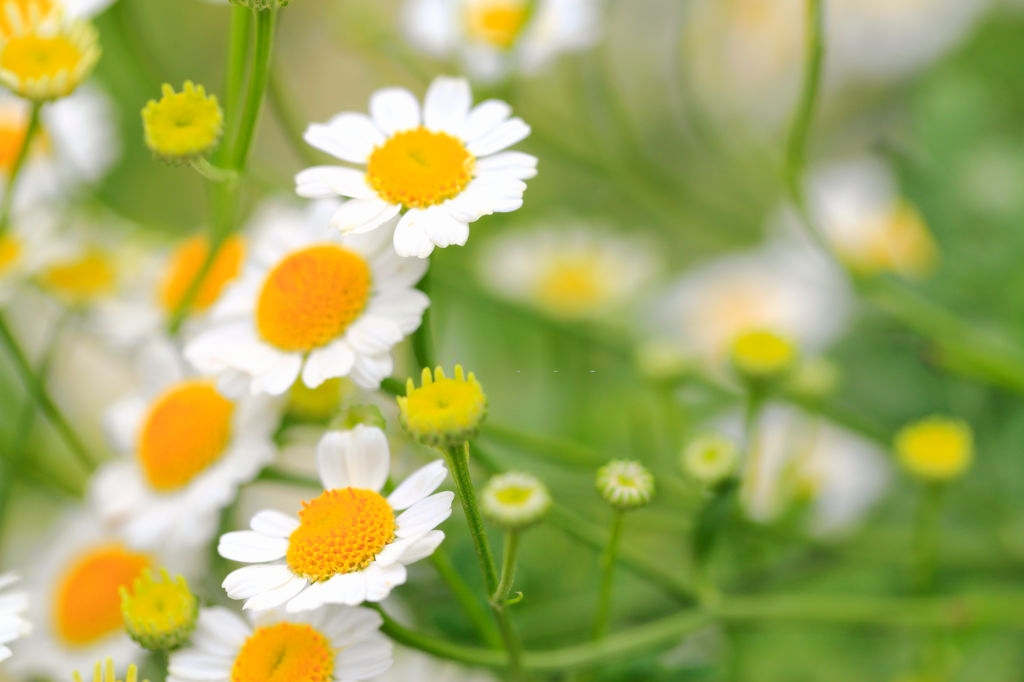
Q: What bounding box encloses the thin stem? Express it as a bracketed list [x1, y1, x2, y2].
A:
[219, 6, 252, 167]
[0, 312, 94, 473]
[0, 101, 41, 236]
[911, 483, 944, 594]
[230, 9, 276, 171]
[592, 510, 624, 639]
[738, 388, 765, 510]
[492, 530, 520, 607]
[412, 264, 436, 369]
[782, 0, 824, 201]
[267, 63, 319, 166]
[430, 550, 503, 649]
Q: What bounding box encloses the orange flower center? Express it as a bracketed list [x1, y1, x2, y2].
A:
[286, 488, 395, 581]
[256, 245, 371, 353]
[366, 127, 475, 209]
[231, 622, 335, 682]
[466, 1, 528, 49]
[159, 235, 245, 313]
[0, 234, 20, 274]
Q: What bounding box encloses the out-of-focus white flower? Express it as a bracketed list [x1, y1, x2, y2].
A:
[645, 235, 850, 374]
[720, 405, 890, 535]
[478, 226, 657, 320]
[92, 342, 280, 551]
[167, 605, 392, 682]
[797, 157, 938, 279]
[402, 0, 601, 83]
[295, 76, 536, 258]
[185, 201, 429, 395]
[0, 573, 30, 663]
[369, 646, 498, 682]
[0, 208, 70, 305]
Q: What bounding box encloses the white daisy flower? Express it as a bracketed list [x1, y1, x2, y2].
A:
[91, 341, 281, 551]
[218, 425, 453, 612]
[295, 75, 537, 258]
[370, 646, 497, 682]
[402, 0, 601, 83]
[167, 605, 392, 682]
[795, 157, 938, 279]
[0, 85, 118, 212]
[0, 573, 30, 663]
[0, 207, 70, 306]
[12, 514, 197, 681]
[185, 201, 429, 395]
[722, 405, 891, 535]
[478, 226, 657, 320]
[645, 235, 850, 373]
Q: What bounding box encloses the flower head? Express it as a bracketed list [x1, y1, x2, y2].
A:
[119, 569, 197, 652]
[895, 416, 973, 482]
[730, 329, 798, 383]
[141, 81, 223, 162]
[218, 425, 453, 611]
[73, 658, 148, 682]
[295, 75, 537, 258]
[0, 8, 100, 100]
[596, 460, 654, 511]
[0, 573, 30, 663]
[398, 365, 487, 447]
[481, 471, 551, 529]
[682, 433, 738, 486]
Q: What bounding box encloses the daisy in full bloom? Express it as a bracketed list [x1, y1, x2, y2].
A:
[13, 515, 193, 680]
[402, 0, 601, 83]
[0, 573, 30, 663]
[295, 75, 537, 258]
[92, 341, 281, 551]
[478, 226, 657, 320]
[218, 425, 453, 611]
[645, 235, 850, 374]
[795, 157, 938, 279]
[185, 201, 429, 395]
[167, 605, 392, 682]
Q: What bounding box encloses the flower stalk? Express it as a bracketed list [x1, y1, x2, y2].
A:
[0, 101, 41, 236]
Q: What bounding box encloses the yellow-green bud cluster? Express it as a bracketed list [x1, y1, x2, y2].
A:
[596, 459, 654, 511]
[681, 433, 738, 485]
[141, 81, 223, 164]
[119, 569, 198, 652]
[481, 471, 551, 529]
[398, 366, 487, 448]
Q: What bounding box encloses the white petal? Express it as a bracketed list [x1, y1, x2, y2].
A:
[392, 209, 437, 258]
[295, 166, 376, 199]
[420, 206, 470, 248]
[250, 510, 300, 537]
[218, 531, 288, 562]
[461, 99, 512, 142]
[388, 460, 448, 510]
[242, 576, 308, 612]
[304, 113, 383, 164]
[395, 491, 454, 538]
[253, 353, 303, 396]
[423, 76, 472, 135]
[395, 529, 446, 564]
[317, 425, 391, 491]
[302, 341, 355, 388]
[369, 87, 420, 135]
[222, 564, 294, 599]
[476, 151, 538, 179]
[284, 581, 332, 613]
[467, 117, 531, 156]
[344, 317, 403, 356]
[363, 563, 408, 601]
[348, 352, 394, 389]
[329, 198, 401, 235]
[333, 634, 393, 679]
[320, 571, 367, 605]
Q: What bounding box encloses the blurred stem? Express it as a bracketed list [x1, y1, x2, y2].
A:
[220, 6, 252, 166]
[738, 387, 765, 510]
[0, 101, 40, 236]
[230, 9, 276, 170]
[267, 64, 319, 166]
[0, 312, 94, 473]
[492, 529, 521, 607]
[782, 0, 823, 201]
[412, 264, 436, 369]
[911, 483, 944, 594]
[430, 549, 503, 649]
[592, 510, 624, 640]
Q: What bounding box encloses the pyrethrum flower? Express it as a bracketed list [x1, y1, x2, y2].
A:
[0, 207, 69, 304]
[119, 569, 198, 652]
[895, 416, 974, 482]
[92, 342, 280, 550]
[596, 460, 654, 511]
[185, 201, 429, 395]
[682, 434, 738, 486]
[296, 75, 536, 258]
[0, 8, 100, 100]
[167, 605, 391, 682]
[481, 471, 551, 529]
[729, 329, 798, 383]
[141, 81, 223, 162]
[218, 425, 453, 611]
[402, 0, 601, 83]
[398, 365, 487, 447]
[0, 573, 30, 663]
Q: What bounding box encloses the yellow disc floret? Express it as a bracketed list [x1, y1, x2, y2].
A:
[366, 128, 475, 209]
[231, 622, 334, 682]
[141, 81, 224, 162]
[53, 544, 151, 646]
[73, 658, 149, 682]
[0, 233, 20, 274]
[0, 14, 100, 100]
[895, 416, 974, 482]
[533, 257, 610, 319]
[159, 235, 245, 313]
[137, 380, 235, 492]
[0, 0, 58, 38]
[39, 247, 116, 303]
[256, 244, 372, 353]
[730, 329, 797, 382]
[286, 488, 396, 581]
[119, 568, 198, 652]
[397, 365, 487, 447]
[465, 1, 529, 49]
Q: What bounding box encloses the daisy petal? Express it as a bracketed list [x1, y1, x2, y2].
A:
[395, 491, 455, 538]
[250, 510, 300, 537]
[285, 581, 331, 613]
[461, 99, 512, 143]
[476, 151, 538, 179]
[423, 76, 472, 135]
[295, 166, 376, 199]
[321, 571, 367, 605]
[393, 209, 438, 258]
[218, 531, 288, 563]
[363, 563, 407, 601]
[317, 425, 391, 492]
[242, 575, 307, 612]
[223, 564, 294, 600]
[302, 340, 356, 388]
[369, 87, 420, 135]
[329, 198, 401, 235]
[388, 460, 448, 510]
[467, 117, 531, 156]
[395, 529, 446, 564]
[420, 206, 470, 248]
[333, 634, 393, 680]
[304, 113, 383, 163]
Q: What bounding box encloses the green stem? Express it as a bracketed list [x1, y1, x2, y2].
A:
[492, 530, 520, 607]
[0, 312, 94, 473]
[229, 9, 276, 171]
[267, 63, 319, 166]
[0, 101, 41, 236]
[782, 0, 823, 201]
[738, 388, 765, 510]
[430, 550, 503, 649]
[911, 483, 944, 594]
[412, 264, 436, 369]
[592, 510, 624, 639]
[219, 6, 252, 167]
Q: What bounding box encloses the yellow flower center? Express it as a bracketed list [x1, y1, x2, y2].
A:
[158, 235, 245, 313]
[399, 366, 487, 446]
[0, 0, 56, 37]
[534, 258, 609, 317]
[366, 127, 475, 209]
[494, 484, 532, 505]
[231, 622, 335, 682]
[1, 33, 83, 81]
[286, 488, 395, 582]
[120, 569, 197, 650]
[256, 244, 371, 353]
[0, 234, 20, 274]
[895, 418, 973, 481]
[39, 248, 116, 302]
[465, 1, 528, 49]
[840, 202, 938, 279]
[141, 81, 224, 159]
[137, 380, 235, 492]
[52, 544, 151, 646]
[730, 329, 797, 378]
